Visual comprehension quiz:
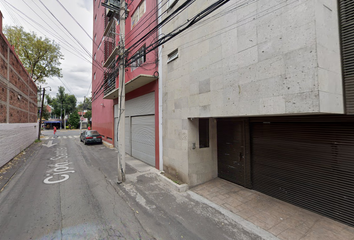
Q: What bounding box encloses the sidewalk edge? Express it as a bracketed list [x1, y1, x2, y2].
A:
[188, 191, 280, 240]
[156, 172, 189, 192]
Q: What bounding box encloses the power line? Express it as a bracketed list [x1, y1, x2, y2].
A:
[55, 0, 105, 55]
[126, 0, 230, 66]
[94, 0, 229, 102]
[29, 0, 90, 58]
[1, 0, 105, 72]
[22, 0, 93, 62]
[124, 0, 166, 41]
[39, 0, 105, 72]
[125, 0, 197, 55]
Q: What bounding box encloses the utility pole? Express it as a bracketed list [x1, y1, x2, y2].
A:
[37, 88, 45, 141]
[60, 104, 62, 129]
[80, 96, 85, 133]
[117, 0, 126, 183]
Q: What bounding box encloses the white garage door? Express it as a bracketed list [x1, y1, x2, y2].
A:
[132, 115, 155, 166]
[125, 116, 131, 155]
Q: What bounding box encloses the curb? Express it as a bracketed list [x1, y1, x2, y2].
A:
[102, 140, 114, 149]
[188, 191, 280, 240]
[157, 172, 189, 192]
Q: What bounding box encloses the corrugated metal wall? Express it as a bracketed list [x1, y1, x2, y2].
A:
[122, 92, 156, 166]
[125, 116, 131, 155]
[339, 0, 354, 114]
[132, 116, 155, 166]
[252, 121, 354, 227]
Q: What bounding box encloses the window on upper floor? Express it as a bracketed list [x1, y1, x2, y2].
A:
[167, 49, 178, 63]
[131, 0, 146, 29]
[94, 53, 96, 60]
[95, 14, 97, 22]
[94, 72, 96, 80]
[95, 34, 97, 42]
[131, 44, 146, 71]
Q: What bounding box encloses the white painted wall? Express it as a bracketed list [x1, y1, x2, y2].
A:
[0, 122, 38, 167]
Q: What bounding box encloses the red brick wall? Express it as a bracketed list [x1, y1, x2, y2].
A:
[9, 89, 28, 111]
[29, 113, 37, 123]
[29, 101, 36, 114]
[0, 34, 7, 60]
[0, 102, 6, 123]
[9, 107, 28, 123]
[0, 56, 6, 79]
[0, 33, 37, 123]
[0, 81, 6, 102]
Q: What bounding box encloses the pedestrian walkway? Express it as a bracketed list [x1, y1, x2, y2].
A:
[41, 135, 79, 140]
[191, 178, 354, 240]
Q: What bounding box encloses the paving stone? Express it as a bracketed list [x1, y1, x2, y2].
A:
[191, 178, 354, 240]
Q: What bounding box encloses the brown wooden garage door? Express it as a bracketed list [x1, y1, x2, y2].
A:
[252, 121, 354, 227]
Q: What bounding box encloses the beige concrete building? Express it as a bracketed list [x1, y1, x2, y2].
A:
[160, 0, 354, 227]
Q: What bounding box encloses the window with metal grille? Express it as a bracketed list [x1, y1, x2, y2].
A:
[131, 0, 146, 29]
[199, 118, 209, 148]
[131, 45, 146, 71]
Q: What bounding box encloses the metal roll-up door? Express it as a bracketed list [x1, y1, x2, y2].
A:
[123, 92, 155, 165]
[132, 115, 155, 166]
[125, 117, 131, 155]
[252, 122, 354, 227]
[339, 0, 354, 114]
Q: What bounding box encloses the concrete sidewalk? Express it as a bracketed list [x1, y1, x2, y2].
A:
[122, 155, 354, 240]
[191, 179, 354, 240]
[120, 155, 278, 240]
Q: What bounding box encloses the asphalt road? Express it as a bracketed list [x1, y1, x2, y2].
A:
[0, 129, 270, 240]
[0, 130, 153, 240]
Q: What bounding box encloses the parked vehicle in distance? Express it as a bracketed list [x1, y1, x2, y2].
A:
[80, 130, 103, 145]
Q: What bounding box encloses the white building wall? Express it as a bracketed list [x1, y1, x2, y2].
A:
[161, 0, 343, 186]
[0, 122, 38, 168]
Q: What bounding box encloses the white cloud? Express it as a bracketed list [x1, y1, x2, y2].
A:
[0, 0, 93, 104]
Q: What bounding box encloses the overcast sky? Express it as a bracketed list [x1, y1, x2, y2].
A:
[0, 0, 93, 104]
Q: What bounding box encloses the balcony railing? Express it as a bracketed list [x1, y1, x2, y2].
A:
[103, 18, 119, 68]
[103, 67, 118, 96]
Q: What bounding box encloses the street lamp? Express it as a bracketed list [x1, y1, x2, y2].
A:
[37, 86, 51, 140]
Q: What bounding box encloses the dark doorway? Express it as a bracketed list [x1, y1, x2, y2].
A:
[217, 119, 250, 187]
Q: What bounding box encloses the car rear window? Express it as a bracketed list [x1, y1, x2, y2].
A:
[88, 131, 99, 135]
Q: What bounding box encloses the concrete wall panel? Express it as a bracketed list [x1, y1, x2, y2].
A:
[161, 0, 345, 186]
[0, 122, 37, 168]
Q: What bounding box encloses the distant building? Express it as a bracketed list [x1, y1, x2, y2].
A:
[0, 11, 38, 167]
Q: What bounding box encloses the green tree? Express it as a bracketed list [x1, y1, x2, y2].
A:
[42, 105, 51, 120]
[77, 97, 92, 111]
[4, 26, 63, 84]
[84, 110, 91, 119]
[84, 110, 92, 127]
[68, 111, 80, 129]
[46, 86, 77, 124]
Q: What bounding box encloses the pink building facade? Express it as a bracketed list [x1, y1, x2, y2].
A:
[92, 0, 160, 168]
